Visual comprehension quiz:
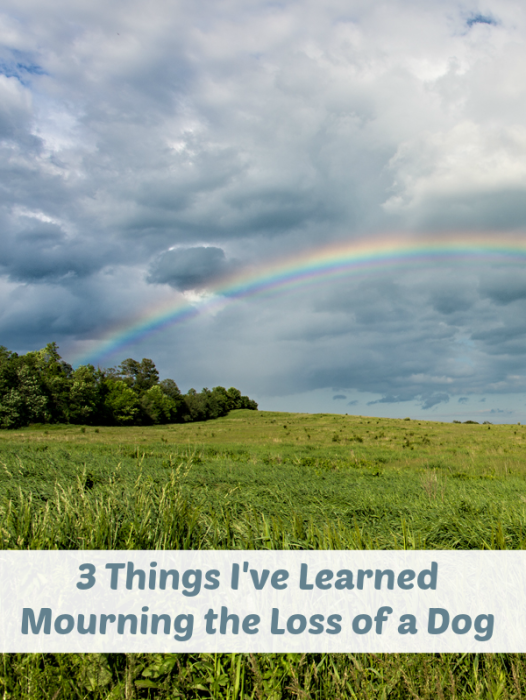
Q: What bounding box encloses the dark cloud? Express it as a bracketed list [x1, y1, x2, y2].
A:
[470, 320, 526, 350]
[421, 393, 450, 410]
[458, 397, 468, 404]
[429, 285, 477, 315]
[0, 209, 122, 283]
[147, 247, 231, 290]
[479, 271, 526, 305]
[1, 227, 99, 283]
[333, 394, 346, 400]
[368, 395, 413, 405]
[347, 400, 358, 406]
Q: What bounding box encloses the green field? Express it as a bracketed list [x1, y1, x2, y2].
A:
[2, 410, 526, 698]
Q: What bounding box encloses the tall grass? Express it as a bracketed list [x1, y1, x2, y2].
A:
[2, 650, 526, 699]
[2, 446, 525, 551]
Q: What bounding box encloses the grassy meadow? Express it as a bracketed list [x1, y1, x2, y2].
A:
[2, 410, 526, 698]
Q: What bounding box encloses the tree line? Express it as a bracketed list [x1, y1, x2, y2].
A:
[0, 343, 257, 429]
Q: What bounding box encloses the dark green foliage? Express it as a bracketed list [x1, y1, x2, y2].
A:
[118, 357, 160, 393]
[0, 344, 257, 429]
[67, 364, 105, 424]
[183, 387, 212, 422]
[172, 385, 257, 423]
[103, 378, 140, 425]
[140, 385, 177, 424]
[0, 345, 54, 428]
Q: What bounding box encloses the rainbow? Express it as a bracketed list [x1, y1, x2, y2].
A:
[75, 233, 526, 366]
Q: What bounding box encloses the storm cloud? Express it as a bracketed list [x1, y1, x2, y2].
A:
[148, 247, 231, 290]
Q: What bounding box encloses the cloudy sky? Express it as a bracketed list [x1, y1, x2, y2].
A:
[2, 0, 526, 422]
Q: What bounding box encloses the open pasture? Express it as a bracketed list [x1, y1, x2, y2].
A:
[2, 410, 526, 550]
[1, 410, 526, 698]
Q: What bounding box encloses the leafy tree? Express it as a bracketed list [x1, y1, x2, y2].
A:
[227, 387, 242, 409]
[207, 386, 231, 419]
[226, 386, 258, 411]
[181, 385, 256, 422]
[67, 365, 104, 424]
[0, 346, 18, 398]
[0, 364, 48, 428]
[0, 343, 257, 428]
[183, 388, 210, 422]
[159, 378, 182, 400]
[159, 378, 184, 421]
[238, 395, 258, 410]
[118, 358, 159, 393]
[141, 384, 176, 424]
[32, 342, 73, 423]
[103, 378, 139, 424]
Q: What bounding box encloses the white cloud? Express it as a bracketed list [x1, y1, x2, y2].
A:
[384, 122, 526, 213]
